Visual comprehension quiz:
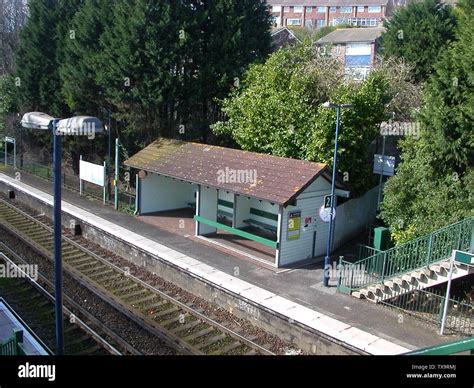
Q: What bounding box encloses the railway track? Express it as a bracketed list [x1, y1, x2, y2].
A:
[0, 252, 124, 355]
[0, 198, 275, 355]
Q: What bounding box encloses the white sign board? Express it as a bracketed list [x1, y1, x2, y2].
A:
[80, 160, 105, 187]
[319, 205, 335, 223]
[373, 154, 395, 176]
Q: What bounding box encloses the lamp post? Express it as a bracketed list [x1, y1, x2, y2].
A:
[321, 102, 353, 287]
[20, 112, 103, 354]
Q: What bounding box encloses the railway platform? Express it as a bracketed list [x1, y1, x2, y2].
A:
[0, 168, 458, 354]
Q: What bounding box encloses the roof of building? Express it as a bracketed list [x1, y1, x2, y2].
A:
[267, 0, 389, 6]
[271, 27, 299, 39]
[316, 27, 385, 44]
[125, 138, 344, 206]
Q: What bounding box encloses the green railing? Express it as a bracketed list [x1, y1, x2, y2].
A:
[405, 336, 474, 355]
[0, 329, 26, 356]
[358, 244, 382, 261]
[194, 215, 278, 248]
[338, 217, 474, 293]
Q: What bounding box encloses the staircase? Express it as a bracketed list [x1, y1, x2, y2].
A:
[338, 217, 474, 303]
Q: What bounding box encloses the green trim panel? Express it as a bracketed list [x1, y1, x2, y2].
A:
[405, 337, 474, 355]
[218, 199, 233, 209]
[194, 215, 277, 248]
[250, 208, 278, 221]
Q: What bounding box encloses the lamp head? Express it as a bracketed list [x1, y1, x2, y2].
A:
[20, 112, 57, 130]
[56, 116, 103, 136]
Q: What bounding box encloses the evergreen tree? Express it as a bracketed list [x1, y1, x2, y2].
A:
[60, 0, 112, 116]
[381, 0, 456, 82]
[15, 0, 62, 114]
[15, 0, 82, 115]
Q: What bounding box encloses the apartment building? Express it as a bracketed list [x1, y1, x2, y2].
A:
[267, 0, 392, 29]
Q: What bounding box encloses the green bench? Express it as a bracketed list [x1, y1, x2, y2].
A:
[243, 219, 277, 234]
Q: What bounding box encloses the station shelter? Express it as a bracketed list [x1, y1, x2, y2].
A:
[124, 138, 349, 268]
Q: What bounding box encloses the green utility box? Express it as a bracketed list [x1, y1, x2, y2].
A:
[373, 227, 391, 251]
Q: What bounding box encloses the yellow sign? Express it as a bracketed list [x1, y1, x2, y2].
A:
[287, 211, 301, 240]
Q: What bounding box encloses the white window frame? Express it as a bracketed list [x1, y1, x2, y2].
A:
[369, 18, 377, 25]
[341, 6, 353, 13]
[330, 6, 337, 12]
[284, 6, 290, 12]
[317, 6, 326, 12]
[317, 19, 326, 27]
[306, 6, 313, 13]
[293, 6, 304, 13]
[287, 18, 302, 26]
[272, 5, 282, 13]
[357, 6, 365, 12]
[368, 5, 381, 13]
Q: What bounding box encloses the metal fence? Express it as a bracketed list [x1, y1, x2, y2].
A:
[339, 217, 474, 292]
[1, 152, 136, 212]
[0, 330, 26, 356]
[381, 287, 473, 337]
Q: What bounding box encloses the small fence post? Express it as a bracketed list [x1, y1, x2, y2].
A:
[380, 251, 387, 283]
[426, 233, 433, 266]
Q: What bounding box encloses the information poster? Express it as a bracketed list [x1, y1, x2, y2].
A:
[287, 211, 301, 240]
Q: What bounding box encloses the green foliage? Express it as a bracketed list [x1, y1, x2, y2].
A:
[380, 0, 474, 243]
[60, 0, 112, 116]
[213, 42, 398, 195]
[381, 0, 456, 82]
[15, 0, 82, 116]
[0, 75, 16, 135]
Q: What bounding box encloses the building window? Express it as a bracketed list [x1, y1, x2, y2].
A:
[306, 6, 313, 13]
[294, 6, 304, 13]
[357, 6, 365, 12]
[369, 18, 377, 26]
[368, 5, 382, 13]
[330, 6, 337, 12]
[305, 19, 314, 28]
[272, 5, 282, 13]
[317, 19, 326, 27]
[341, 6, 353, 13]
[336, 44, 342, 55]
[317, 6, 326, 12]
[284, 6, 290, 12]
[287, 18, 302, 26]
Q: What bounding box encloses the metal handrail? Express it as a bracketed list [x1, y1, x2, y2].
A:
[338, 217, 474, 293]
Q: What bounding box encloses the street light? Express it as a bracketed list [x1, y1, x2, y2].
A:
[321, 102, 353, 287]
[20, 112, 103, 354]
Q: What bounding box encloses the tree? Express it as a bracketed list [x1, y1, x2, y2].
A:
[14, 0, 82, 116]
[380, 0, 456, 83]
[0, 0, 28, 75]
[180, 0, 272, 142]
[60, 0, 112, 116]
[380, 0, 474, 243]
[213, 42, 400, 195]
[95, 0, 271, 150]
